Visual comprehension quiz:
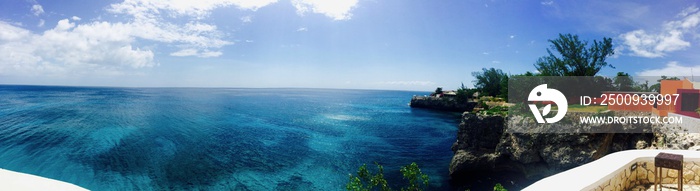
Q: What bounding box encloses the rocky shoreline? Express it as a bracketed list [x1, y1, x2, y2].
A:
[448, 112, 655, 186]
[409, 96, 477, 112]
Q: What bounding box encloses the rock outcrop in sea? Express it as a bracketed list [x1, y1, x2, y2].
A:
[409, 96, 477, 112]
[449, 112, 655, 181]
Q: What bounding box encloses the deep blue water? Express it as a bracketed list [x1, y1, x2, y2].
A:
[0, 85, 462, 190]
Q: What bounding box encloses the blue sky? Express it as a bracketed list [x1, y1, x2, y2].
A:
[1, 0, 699, 91]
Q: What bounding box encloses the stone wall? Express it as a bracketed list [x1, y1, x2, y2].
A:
[590, 160, 700, 191]
[524, 150, 700, 191]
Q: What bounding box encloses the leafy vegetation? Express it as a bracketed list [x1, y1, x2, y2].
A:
[534, 33, 615, 76]
[346, 162, 429, 191]
[566, 105, 608, 113]
[463, 183, 509, 191]
[472, 68, 509, 99]
[434, 87, 443, 95]
[613, 72, 634, 91]
[478, 105, 509, 116]
[400, 163, 430, 191]
[455, 83, 478, 104]
[649, 75, 681, 93]
[493, 183, 508, 191]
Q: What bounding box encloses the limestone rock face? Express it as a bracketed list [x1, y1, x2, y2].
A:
[451, 114, 504, 152]
[663, 133, 700, 150]
[449, 150, 502, 176]
[448, 112, 654, 180]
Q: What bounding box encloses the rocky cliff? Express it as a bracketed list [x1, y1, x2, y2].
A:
[449, 113, 654, 181]
[409, 96, 476, 112]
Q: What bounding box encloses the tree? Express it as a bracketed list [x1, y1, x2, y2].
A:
[346, 163, 390, 191]
[649, 76, 681, 93]
[493, 183, 508, 191]
[472, 68, 508, 98]
[346, 162, 429, 191]
[613, 72, 634, 91]
[434, 87, 443, 95]
[635, 80, 650, 92]
[535, 33, 615, 76]
[399, 162, 429, 191]
[456, 83, 477, 103]
[592, 76, 614, 94]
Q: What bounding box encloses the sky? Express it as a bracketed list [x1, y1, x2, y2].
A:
[1, 0, 699, 91]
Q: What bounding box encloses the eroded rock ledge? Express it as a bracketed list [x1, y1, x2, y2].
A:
[409, 96, 476, 112]
[449, 112, 654, 181]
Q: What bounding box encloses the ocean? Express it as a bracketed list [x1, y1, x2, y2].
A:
[0, 85, 462, 190]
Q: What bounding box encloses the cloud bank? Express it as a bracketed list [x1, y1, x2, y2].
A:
[620, 6, 700, 58]
[0, 0, 362, 77]
[637, 61, 700, 78]
[292, 0, 358, 20]
[0, 20, 154, 76]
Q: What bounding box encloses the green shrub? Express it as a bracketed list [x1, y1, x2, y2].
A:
[346, 162, 429, 191]
[478, 105, 508, 116]
[479, 100, 490, 110]
[400, 162, 429, 191]
[493, 183, 507, 191]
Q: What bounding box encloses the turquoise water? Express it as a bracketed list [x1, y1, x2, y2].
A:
[0, 85, 461, 190]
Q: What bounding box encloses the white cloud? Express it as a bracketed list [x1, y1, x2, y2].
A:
[297, 27, 307, 32]
[169, 48, 198, 57]
[109, 0, 278, 19]
[620, 6, 700, 58]
[240, 15, 252, 23]
[0, 22, 32, 41]
[3, 0, 363, 80]
[37, 19, 45, 27]
[107, 0, 277, 57]
[55, 19, 75, 31]
[637, 61, 700, 78]
[31, 4, 44, 16]
[0, 20, 155, 77]
[200, 50, 223, 57]
[509, 35, 515, 39]
[541, 1, 554, 6]
[679, 6, 699, 18]
[170, 48, 222, 58]
[292, 0, 358, 20]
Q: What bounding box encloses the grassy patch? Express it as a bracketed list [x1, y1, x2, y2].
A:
[553, 105, 608, 113]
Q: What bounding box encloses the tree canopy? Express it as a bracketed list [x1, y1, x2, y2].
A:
[613, 72, 635, 91]
[535, 33, 615, 76]
[472, 68, 508, 98]
[455, 83, 477, 103]
[649, 76, 681, 93]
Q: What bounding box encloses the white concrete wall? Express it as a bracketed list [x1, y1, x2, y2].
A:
[0, 168, 88, 191]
